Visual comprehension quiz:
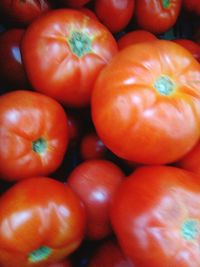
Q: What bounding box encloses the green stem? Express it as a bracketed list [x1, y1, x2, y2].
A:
[32, 138, 47, 154]
[67, 31, 92, 57]
[154, 75, 175, 96]
[28, 246, 52, 263]
[162, 0, 170, 8]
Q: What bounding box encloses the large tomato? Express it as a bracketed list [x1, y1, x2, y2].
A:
[94, 0, 135, 33]
[0, 177, 86, 267]
[0, 29, 29, 89]
[67, 159, 125, 240]
[21, 9, 118, 108]
[0, 90, 68, 181]
[0, 0, 51, 26]
[135, 0, 182, 34]
[91, 40, 200, 165]
[111, 165, 200, 267]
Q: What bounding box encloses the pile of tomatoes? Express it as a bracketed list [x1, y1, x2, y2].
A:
[0, 1, 200, 267]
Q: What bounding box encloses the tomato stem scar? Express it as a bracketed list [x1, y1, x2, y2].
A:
[32, 138, 47, 154]
[67, 31, 92, 57]
[28, 246, 52, 263]
[181, 219, 200, 241]
[154, 75, 175, 96]
[162, 0, 170, 8]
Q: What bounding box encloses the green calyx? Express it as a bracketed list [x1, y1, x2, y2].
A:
[32, 138, 47, 154]
[181, 219, 200, 241]
[162, 0, 170, 8]
[28, 246, 52, 263]
[67, 31, 92, 57]
[154, 75, 175, 96]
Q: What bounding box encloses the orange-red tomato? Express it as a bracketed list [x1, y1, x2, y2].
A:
[111, 165, 200, 267]
[0, 90, 69, 181]
[92, 40, 200, 164]
[21, 9, 118, 108]
[117, 30, 157, 50]
[135, 0, 182, 34]
[173, 39, 200, 63]
[0, 177, 86, 267]
[94, 0, 135, 33]
[67, 159, 125, 240]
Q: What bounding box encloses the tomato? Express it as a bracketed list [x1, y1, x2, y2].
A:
[0, 0, 51, 26]
[182, 0, 200, 16]
[117, 30, 157, 50]
[111, 165, 200, 267]
[135, 0, 182, 34]
[67, 159, 125, 240]
[0, 177, 86, 267]
[0, 90, 68, 181]
[94, 0, 135, 33]
[21, 9, 118, 108]
[173, 39, 200, 63]
[45, 258, 72, 267]
[60, 0, 91, 8]
[91, 40, 200, 165]
[78, 8, 99, 21]
[88, 239, 133, 267]
[0, 29, 29, 89]
[80, 132, 107, 160]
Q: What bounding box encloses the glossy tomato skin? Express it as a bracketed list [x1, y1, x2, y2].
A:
[135, 0, 182, 34]
[117, 30, 157, 50]
[0, 90, 68, 181]
[0, 29, 29, 89]
[92, 40, 200, 165]
[0, 0, 51, 26]
[94, 0, 135, 33]
[67, 159, 125, 240]
[111, 165, 200, 267]
[21, 9, 118, 108]
[183, 0, 200, 16]
[88, 239, 133, 267]
[0, 177, 86, 267]
[173, 39, 200, 63]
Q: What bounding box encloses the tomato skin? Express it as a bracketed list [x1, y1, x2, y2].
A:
[173, 39, 200, 63]
[21, 9, 118, 108]
[135, 0, 182, 34]
[94, 0, 135, 33]
[183, 0, 200, 16]
[0, 177, 86, 267]
[117, 30, 157, 50]
[0, 90, 69, 181]
[88, 240, 133, 267]
[91, 40, 200, 165]
[78, 8, 99, 21]
[67, 159, 125, 240]
[0, 29, 29, 89]
[45, 258, 72, 267]
[111, 165, 200, 267]
[0, 0, 51, 26]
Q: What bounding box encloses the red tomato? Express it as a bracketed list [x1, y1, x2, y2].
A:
[21, 9, 118, 108]
[117, 30, 157, 50]
[91, 40, 200, 165]
[0, 0, 51, 26]
[67, 159, 125, 240]
[94, 0, 135, 33]
[0, 90, 69, 181]
[111, 165, 200, 267]
[67, 113, 80, 145]
[61, 0, 91, 8]
[0, 177, 86, 267]
[80, 132, 107, 160]
[183, 0, 200, 16]
[45, 258, 72, 267]
[88, 240, 133, 267]
[0, 29, 29, 89]
[173, 39, 200, 63]
[78, 7, 99, 21]
[135, 0, 182, 34]
[177, 142, 200, 175]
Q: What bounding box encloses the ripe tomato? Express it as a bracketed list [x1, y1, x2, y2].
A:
[80, 132, 107, 160]
[0, 90, 68, 181]
[0, 177, 86, 267]
[67, 159, 125, 240]
[78, 8, 99, 21]
[21, 9, 118, 108]
[45, 258, 72, 267]
[111, 165, 200, 267]
[91, 40, 200, 165]
[0, 29, 29, 89]
[88, 239, 133, 267]
[135, 0, 182, 34]
[173, 39, 200, 63]
[94, 0, 135, 33]
[0, 0, 51, 26]
[182, 0, 200, 16]
[117, 30, 157, 50]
